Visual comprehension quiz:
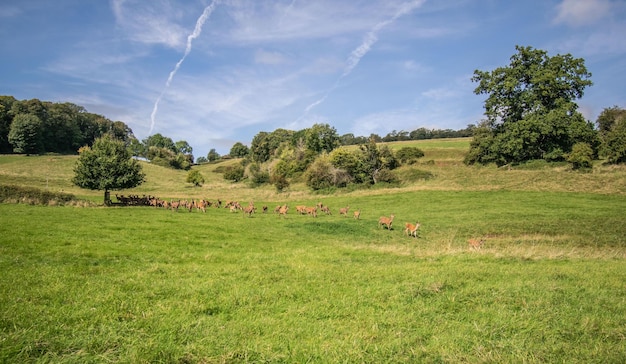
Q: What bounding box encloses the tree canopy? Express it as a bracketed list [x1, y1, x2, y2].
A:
[72, 135, 145, 205]
[466, 46, 597, 166]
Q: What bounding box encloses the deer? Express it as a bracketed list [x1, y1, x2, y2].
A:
[378, 214, 395, 230]
[278, 204, 289, 217]
[468, 238, 485, 251]
[305, 206, 318, 217]
[243, 205, 256, 217]
[404, 222, 420, 238]
[320, 206, 332, 215]
[339, 206, 350, 217]
[353, 209, 361, 219]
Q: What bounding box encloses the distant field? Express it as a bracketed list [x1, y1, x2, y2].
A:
[1, 138, 625, 362]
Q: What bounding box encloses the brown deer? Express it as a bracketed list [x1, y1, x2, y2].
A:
[404, 222, 420, 238]
[378, 214, 395, 230]
[339, 206, 350, 216]
[243, 205, 256, 217]
[468, 238, 485, 250]
[320, 206, 332, 215]
[278, 205, 289, 217]
[353, 209, 361, 219]
[305, 206, 318, 217]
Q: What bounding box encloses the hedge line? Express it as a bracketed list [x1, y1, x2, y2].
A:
[0, 184, 77, 205]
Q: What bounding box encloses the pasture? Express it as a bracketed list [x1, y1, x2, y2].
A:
[1, 139, 626, 362]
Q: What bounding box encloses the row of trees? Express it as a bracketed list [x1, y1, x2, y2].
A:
[0, 96, 133, 155]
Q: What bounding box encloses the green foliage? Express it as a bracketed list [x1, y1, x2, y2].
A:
[0, 184, 76, 205]
[207, 148, 220, 162]
[567, 142, 594, 170]
[222, 163, 245, 182]
[72, 135, 145, 204]
[185, 170, 205, 186]
[597, 106, 626, 164]
[229, 142, 249, 158]
[467, 46, 596, 166]
[270, 173, 290, 192]
[247, 162, 270, 187]
[304, 123, 340, 153]
[395, 146, 425, 164]
[142, 133, 176, 152]
[7, 114, 44, 155]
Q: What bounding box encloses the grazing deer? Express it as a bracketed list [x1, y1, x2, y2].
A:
[296, 205, 307, 215]
[404, 222, 420, 238]
[339, 206, 350, 216]
[305, 206, 318, 217]
[262, 205, 268, 213]
[353, 209, 361, 219]
[170, 200, 180, 211]
[243, 205, 256, 217]
[321, 206, 332, 215]
[468, 238, 485, 250]
[378, 214, 395, 230]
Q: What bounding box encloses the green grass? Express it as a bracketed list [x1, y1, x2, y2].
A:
[1, 140, 626, 362]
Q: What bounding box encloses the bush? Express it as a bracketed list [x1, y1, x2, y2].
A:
[0, 184, 76, 205]
[223, 164, 245, 182]
[567, 142, 594, 171]
[396, 146, 425, 165]
[186, 170, 205, 186]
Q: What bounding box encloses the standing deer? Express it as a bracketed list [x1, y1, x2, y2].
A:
[468, 238, 485, 250]
[378, 214, 395, 230]
[353, 209, 361, 219]
[404, 222, 420, 238]
[339, 206, 350, 216]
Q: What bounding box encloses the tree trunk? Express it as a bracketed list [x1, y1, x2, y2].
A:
[104, 189, 111, 206]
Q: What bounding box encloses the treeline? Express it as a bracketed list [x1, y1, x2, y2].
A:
[341, 126, 475, 145]
[0, 96, 134, 155]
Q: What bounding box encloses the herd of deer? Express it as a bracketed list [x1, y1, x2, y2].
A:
[143, 196, 484, 249]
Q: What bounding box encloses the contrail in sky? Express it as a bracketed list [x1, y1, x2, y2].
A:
[300, 0, 424, 119]
[150, 0, 220, 134]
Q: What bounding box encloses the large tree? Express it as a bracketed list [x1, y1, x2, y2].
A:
[466, 46, 597, 166]
[73, 135, 145, 205]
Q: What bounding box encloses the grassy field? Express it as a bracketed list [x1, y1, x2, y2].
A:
[1, 139, 626, 362]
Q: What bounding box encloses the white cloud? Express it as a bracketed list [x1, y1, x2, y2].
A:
[554, 0, 612, 27]
[110, 0, 188, 48]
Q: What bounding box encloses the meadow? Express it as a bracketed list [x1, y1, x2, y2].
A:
[1, 139, 625, 363]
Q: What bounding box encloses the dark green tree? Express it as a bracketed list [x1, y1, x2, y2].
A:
[207, 148, 220, 161]
[8, 114, 44, 155]
[143, 133, 176, 152]
[305, 123, 340, 154]
[466, 46, 596, 166]
[72, 135, 145, 205]
[250, 131, 271, 163]
[0, 96, 17, 153]
[596, 106, 626, 164]
[229, 142, 249, 158]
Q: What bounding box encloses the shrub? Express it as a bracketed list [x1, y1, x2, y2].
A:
[396, 146, 425, 165]
[567, 142, 594, 170]
[0, 184, 76, 205]
[186, 170, 205, 186]
[223, 164, 245, 182]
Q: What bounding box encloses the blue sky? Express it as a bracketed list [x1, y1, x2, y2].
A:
[1, 0, 625, 157]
